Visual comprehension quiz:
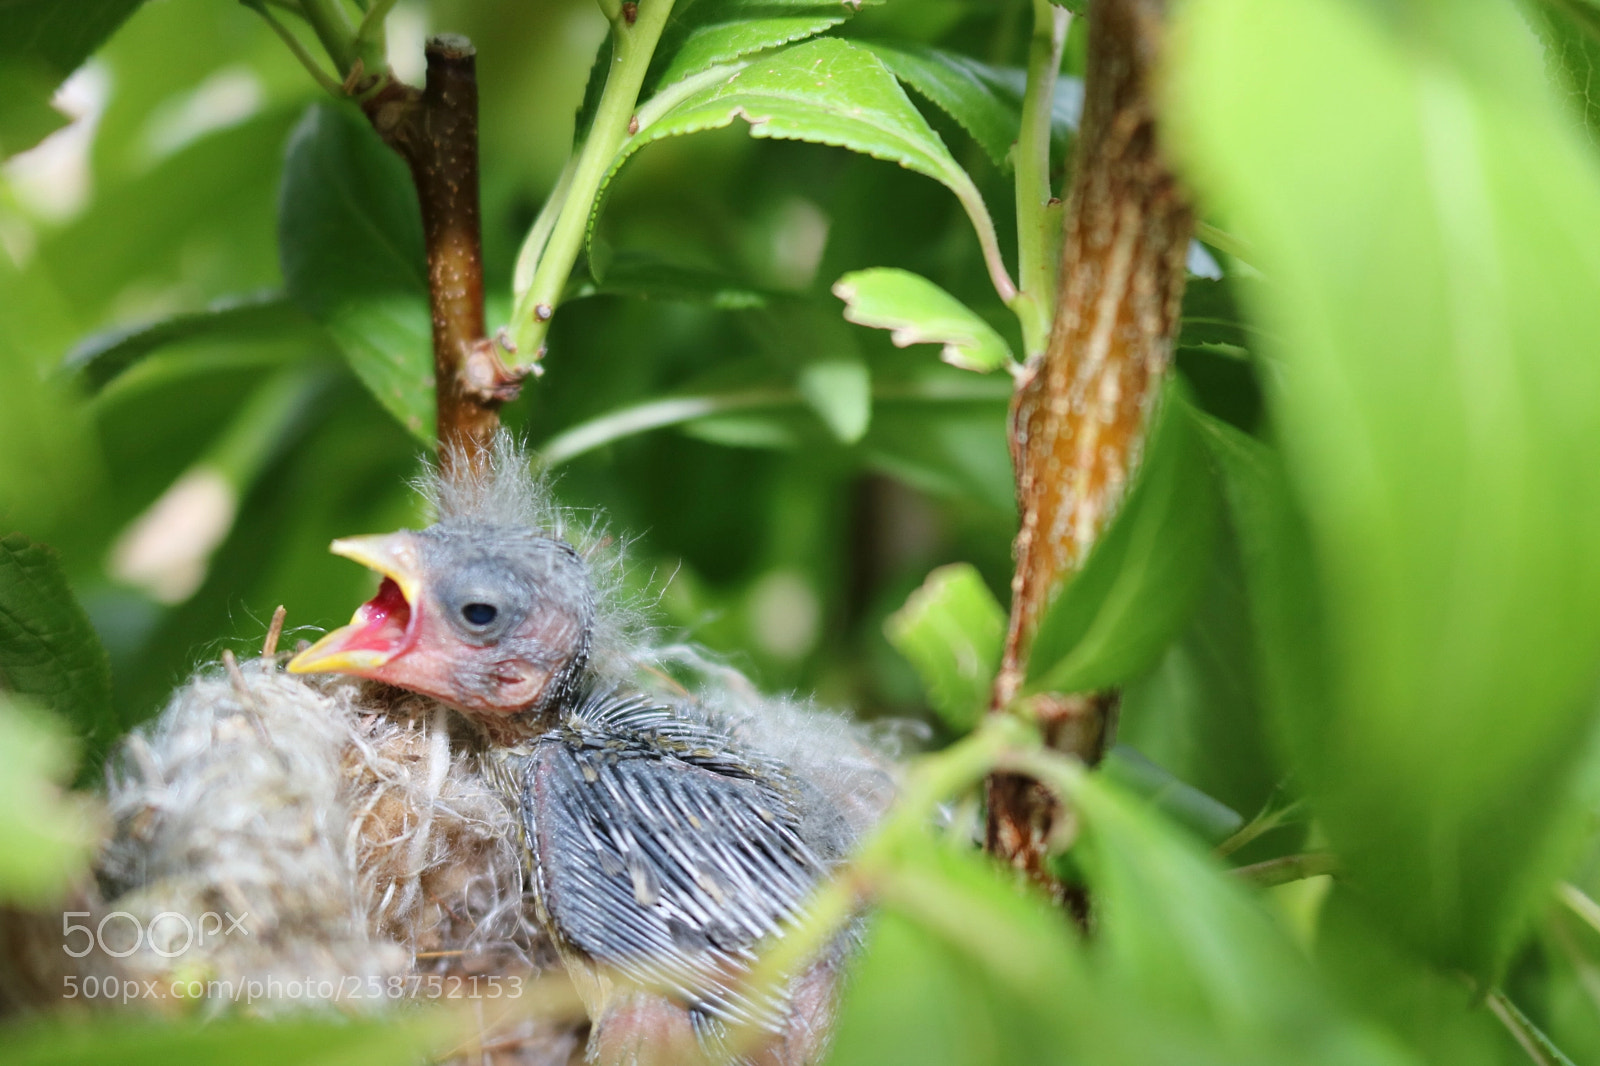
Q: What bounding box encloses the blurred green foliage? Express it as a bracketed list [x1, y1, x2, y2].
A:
[4, 0, 1600, 1063]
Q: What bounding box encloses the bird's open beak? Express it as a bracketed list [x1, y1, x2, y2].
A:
[287, 533, 424, 676]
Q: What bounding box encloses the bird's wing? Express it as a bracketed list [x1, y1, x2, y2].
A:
[521, 688, 824, 1029]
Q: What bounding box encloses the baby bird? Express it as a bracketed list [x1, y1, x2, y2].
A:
[288, 441, 895, 1066]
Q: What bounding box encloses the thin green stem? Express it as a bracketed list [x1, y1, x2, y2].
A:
[709, 721, 1073, 1066]
[1486, 989, 1579, 1066]
[355, 0, 398, 43]
[243, 1, 346, 95]
[352, 0, 399, 75]
[996, 746, 1085, 806]
[888, 715, 1040, 846]
[1231, 852, 1339, 888]
[1558, 881, 1600, 937]
[878, 865, 1063, 997]
[513, 61, 736, 297]
[509, 0, 679, 357]
[298, 0, 358, 75]
[1549, 915, 1600, 1017]
[1216, 795, 1304, 856]
[954, 176, 1017, 305]
[1012, 0, 1070, 358]
[743, 714, 1038, 1003]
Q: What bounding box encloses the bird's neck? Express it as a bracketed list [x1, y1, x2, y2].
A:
[472, 699, 562, 746]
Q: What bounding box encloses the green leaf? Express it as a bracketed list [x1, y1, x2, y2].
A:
[1179, 276, 1255, 353]
[0, 697, 97, 905]
[565, 250, 772, 308]
[799, 356, 871, 443]
[1315, 893, 1532, 1066]
[0, 533, 115, 755]
[0, 0, 145, 159]
[1531, 0, 1600, 147]
[1100, 745, 1243, 846]
[834, 268, 1013, 373]
[61, 291, 307, 391]
[858, 40, 1083, 171]
[40, 107, 299, 315]
[837, 781, 1411, 1066]
[1194, 416, 1330, 787]
[651, 0, 885, 91]
[857, 41, 1023, 167]
[0, 59, 67, 159]
[0, 257, 96, 537]
[278, 103, 433, 442]
[0, 0, 147, 74]
[613, 38, 1003, 289]
[884, 563, 1005, 732]
[1067, 775, 1419, 1066]
[1167, 0, 1600, 978]
[1024, 384, 1221, 696]
[1118, 516, 1282, 820]
[861, 403, 1015, 513]
[535, 369, 1011, 468]
[830, 839, 1081, 1066]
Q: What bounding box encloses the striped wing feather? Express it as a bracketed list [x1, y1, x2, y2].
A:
[523, 689, 824, 1028]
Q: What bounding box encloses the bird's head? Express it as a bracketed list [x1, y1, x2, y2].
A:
[287, 518, 595, 733]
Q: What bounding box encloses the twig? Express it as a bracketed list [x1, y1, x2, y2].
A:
[221, 649, 289, 770]
[362, 36, 529, 475]
[985, 0, 1194, 890]
[250, 3, 518, 474]
[261, 604, 288, 659]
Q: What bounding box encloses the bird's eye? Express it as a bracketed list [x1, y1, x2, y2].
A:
[462, 602, 498, 626]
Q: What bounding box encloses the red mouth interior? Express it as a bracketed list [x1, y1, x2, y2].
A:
[343, 576, 413, 655]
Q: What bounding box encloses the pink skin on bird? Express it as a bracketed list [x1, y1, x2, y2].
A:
[286, 532, 553, 724]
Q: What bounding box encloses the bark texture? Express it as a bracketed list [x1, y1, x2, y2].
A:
[986, 0, 1194, 887]
[362, 36, 528, 477]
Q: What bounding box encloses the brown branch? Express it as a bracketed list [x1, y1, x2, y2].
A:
[985, 0, 1193, 890]
[361, 35, 529, 477]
